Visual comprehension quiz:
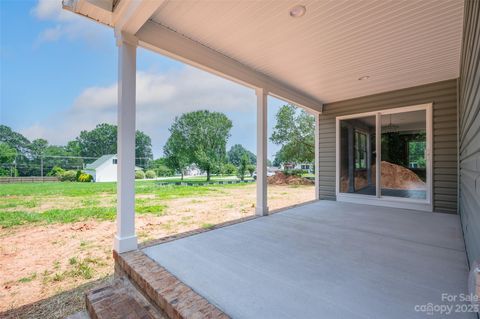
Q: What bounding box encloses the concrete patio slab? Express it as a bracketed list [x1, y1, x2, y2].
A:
[144, 201, 474, 319]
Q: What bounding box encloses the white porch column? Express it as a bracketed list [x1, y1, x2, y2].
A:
[114, 32, 138, 253]
[314, 112, 320, 200]
[256, 88, 268, 216]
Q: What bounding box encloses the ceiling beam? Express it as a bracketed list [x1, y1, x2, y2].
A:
[113, 0, 166, 35]
[137, 21, 323, 113]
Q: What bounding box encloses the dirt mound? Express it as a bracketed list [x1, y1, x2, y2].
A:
[340, 161, 425, 192]
[374, 161, 425, 190]
[267, 172, 314, 185]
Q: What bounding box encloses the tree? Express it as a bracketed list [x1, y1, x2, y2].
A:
[156, 165, 173, 177]
[238, 153, 249, 181]
[75, 123, 116, 157]
[148, 158, 174, 177]
[42, 145, 84, 172]
[135, 131, 154, 167]
[227, 144, 256, 166]
[0, 125, 33, 176]
[165, 110, 232, 181]
[30, 139, 48, 159]
[74, 123, 153, 160]
[246, 164, 256, 177]
[164, 129, 190, 180]
[270, 104, 315, 164]
[0, 142, 17, 163]
[0, 142, 17, 176]
[222, 163, 237, 175]
[66, 140, 81, 156]
[0, 125, 31, 156]
[28, 139, 49, 176]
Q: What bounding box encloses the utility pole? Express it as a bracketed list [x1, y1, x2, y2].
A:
[13, 156, 17, 177]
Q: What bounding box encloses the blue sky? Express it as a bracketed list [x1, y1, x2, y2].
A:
[0, 0, 287, 159]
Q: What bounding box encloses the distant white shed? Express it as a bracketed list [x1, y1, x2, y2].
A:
[85, 154, 142, 182]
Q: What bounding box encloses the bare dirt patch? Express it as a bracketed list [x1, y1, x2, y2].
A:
[0, 184, 314, 317]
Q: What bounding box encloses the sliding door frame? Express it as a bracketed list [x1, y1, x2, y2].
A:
[335, 103, 433, 212]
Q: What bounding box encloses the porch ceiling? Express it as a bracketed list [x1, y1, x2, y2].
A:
[149, 0, 464, 103]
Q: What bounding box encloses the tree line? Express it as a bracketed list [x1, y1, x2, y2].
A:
[0, 123, 153, 177]
[0, 104, 314, 178]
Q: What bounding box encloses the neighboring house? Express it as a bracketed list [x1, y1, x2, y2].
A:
[252, 167, 279, 180]
[280, 162, 314, 173]
[183, 164, 203, 177]
[267, 166, 280, 174]
[84, 154, 142, 182]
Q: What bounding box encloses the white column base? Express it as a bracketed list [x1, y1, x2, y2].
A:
[256, 206, 269, 216]
[114, 234, 138, 253]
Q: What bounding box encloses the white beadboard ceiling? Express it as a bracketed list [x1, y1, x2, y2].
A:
[150, 0, 464, 103]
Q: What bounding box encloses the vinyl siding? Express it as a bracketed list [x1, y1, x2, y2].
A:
[319, 79, 458, 214]
[458, 0, 480, 266]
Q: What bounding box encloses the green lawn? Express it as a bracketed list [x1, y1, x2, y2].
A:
[0, 180, 249, 228]
[0, 178, 249, 197]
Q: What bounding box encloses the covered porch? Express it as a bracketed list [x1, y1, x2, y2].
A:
[62, 0, 480, 318]
[110, 200, 473, 319]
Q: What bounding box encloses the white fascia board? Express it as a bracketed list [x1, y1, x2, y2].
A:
[62, 0, 113, 26]
[113, 0, 167, 35]
[87, 0, 113, 11]
[137, 21, 323, 113]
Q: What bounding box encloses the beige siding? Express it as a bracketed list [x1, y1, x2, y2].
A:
[458, 0, 480, 265]
[319, 79, 458, 214]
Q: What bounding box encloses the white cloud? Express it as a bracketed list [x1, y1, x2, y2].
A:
[21, 66, 258, 157]
[32, 0, 111, 46]
[37, 25, 63, 43]
[32, 0, 69, 21]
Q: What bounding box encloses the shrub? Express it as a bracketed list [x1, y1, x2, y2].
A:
[78, 173, 93, 182]
[222, 163, 237, 175]
[59, 170, 77, 182]
[135, 170, 145, 179]
[48, 166, 65, 177]
[145, 170, 156, 179]
[76, 170, 82, 181]
[155, 165, 172, 177]
[0, 167, 10, 177]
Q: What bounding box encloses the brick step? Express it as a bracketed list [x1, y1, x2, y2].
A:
[115, 250, 230, 319]
[86, 276, 166, 319]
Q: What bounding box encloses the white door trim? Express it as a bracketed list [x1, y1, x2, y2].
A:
[335, 103, 433, 212]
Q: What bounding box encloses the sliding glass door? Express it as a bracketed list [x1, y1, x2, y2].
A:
[339, 115, 376, 196]
[381, 110, 427, 199]
[336, 104, 432, 211]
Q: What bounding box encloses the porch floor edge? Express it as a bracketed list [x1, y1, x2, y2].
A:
[113, 250, 230, 319]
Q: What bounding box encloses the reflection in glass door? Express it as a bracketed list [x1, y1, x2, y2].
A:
[339, 115, 376, 195]
[336, 104, 431, 209]
[380, 110, 427, 199]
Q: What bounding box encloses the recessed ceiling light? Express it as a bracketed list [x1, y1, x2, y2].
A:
[358, 76, 370, 81]
[290, 5, 306, 18]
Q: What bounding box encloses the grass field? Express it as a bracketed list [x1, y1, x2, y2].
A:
[0, 180, 315, 318]
[0, 178, 247, 228]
